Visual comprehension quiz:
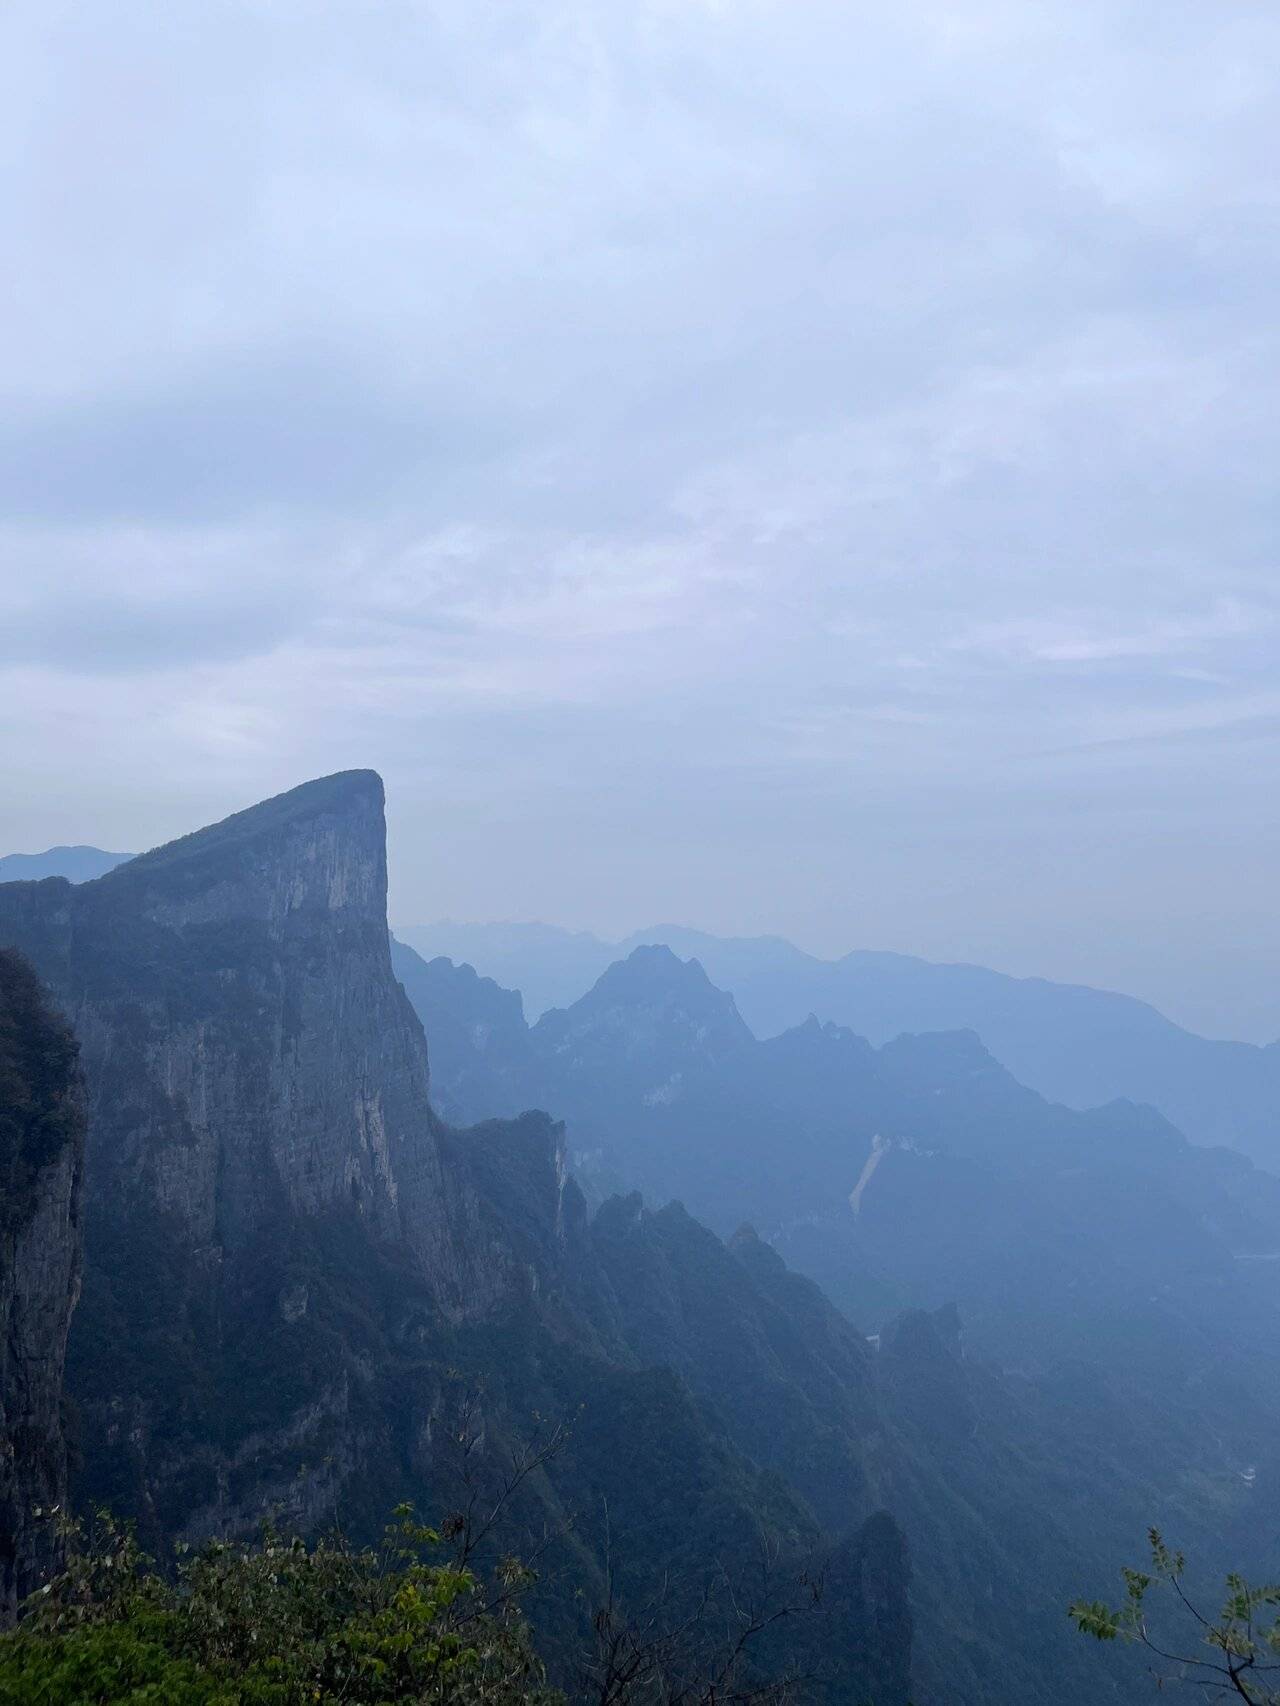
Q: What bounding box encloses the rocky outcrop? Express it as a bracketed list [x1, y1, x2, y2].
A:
[0, 776, 914, 1702]
[0, 950, 85, 1623]
[0, 774, 504, 1307]
[0, 774, 547, 1540]
[389, 942, 536, 1127]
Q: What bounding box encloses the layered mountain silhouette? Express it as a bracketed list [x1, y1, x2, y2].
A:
[0, 776, 915, 1702]
[398, 920, 1280, 1166]
[9, 777, 1276, 1702]
[400, 938, 1280, 1688]
[0, 846, 131, 883]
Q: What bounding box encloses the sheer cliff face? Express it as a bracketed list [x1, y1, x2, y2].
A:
[0, 773, 485, 1306]
[0, 773, 547, 1542]
[0, 951, 85, 1624]
[0, 776, 914, 1703]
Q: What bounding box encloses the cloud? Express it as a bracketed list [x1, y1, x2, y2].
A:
[2, 0, 1280, 1038]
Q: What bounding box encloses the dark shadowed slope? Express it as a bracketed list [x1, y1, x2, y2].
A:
[0, 950, 85, 1624]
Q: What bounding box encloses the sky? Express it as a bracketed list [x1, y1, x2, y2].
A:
[2, 1, 1278, 1042]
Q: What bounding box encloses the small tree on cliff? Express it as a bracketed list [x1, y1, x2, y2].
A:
[1071, 1529, 1280, 1703]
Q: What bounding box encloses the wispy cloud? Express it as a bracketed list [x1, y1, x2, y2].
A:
[3, 0, 1280, 1037]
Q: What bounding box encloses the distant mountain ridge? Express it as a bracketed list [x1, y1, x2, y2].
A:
[0, 846, 132, 883]
[397, 937, 1280, 1699]
[395, 919, 1280, 1167]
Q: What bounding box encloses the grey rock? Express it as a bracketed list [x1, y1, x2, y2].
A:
[0, 951, 85, 1623]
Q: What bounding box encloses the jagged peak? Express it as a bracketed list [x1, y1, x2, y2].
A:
[571, 944, 747, 1024]
[767, 1013, 874, 1054]
[596, 942, 711, 990]
[534, 943, 754, 1059]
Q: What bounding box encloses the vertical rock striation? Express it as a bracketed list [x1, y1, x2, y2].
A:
[0, 773, 523, 1538]
[0, 772, 488, 1301]
[0, 775, 914, 1701]
[0, 950, 85, 1624]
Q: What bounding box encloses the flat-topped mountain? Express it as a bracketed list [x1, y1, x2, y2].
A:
[0, 772, 476, 1281]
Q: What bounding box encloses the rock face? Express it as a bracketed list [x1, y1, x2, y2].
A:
[0, 950, 85, 1624]
[0, 775, 913, 1703]
[0, 773, 526, 1540]
[389, 941, 535, 1127]
[1, 773, 488, 1303]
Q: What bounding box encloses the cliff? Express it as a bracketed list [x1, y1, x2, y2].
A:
[0, 774, 546, 1542]
[0, 950, 85, 1623]
[0, 776, 913, 1703]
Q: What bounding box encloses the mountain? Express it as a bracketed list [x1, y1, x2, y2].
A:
[0, 847, 131, 884]
[0, 950, 85, 1624]
[401, 941, 1280, 1696]
[12, 779, 1266, 1702]
[395, 921, 617, 1020]
[396, 920, 1280, 1166]
[389, 941, 536, 1127]
[411, 940, 1280, 1355]
[0, 777, 913, 1704]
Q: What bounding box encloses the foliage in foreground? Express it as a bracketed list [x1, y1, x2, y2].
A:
[1071, 1529, 1280, 1703]
[0, 1506, 559, 1706]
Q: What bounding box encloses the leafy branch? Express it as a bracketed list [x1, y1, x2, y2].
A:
[1071, 1529, 1280, 1703]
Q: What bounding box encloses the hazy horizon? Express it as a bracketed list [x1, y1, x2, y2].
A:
[4, 2, 1278, 1042]
[1, 817, 1276, 1040]
[385, 911, 1277, 1044]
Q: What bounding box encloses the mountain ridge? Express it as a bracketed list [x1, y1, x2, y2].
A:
[0, 847, 132, 884]
[395, 919, 1280, 1165]
[0, 775, 917, 1704]
[399, 937, 1280, 1700]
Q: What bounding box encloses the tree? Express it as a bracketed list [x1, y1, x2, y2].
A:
[0, 1505, 560, 1705]
[1071, 1529, 1280, 1703]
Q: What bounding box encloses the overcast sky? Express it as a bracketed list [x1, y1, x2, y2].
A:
[2, 1, 1278, 1040]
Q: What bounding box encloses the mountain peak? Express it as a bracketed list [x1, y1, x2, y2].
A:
[91, 771, 389, 933]
[112, 770, 383, 874]
[534, 944, 754, 1064]
[578, 945, 751, 1032]
[595, 941, 708, 989]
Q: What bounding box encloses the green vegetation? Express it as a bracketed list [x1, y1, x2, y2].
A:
[1071, 1530, 1280, 1702]
[0, 1508, 557, 1706]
